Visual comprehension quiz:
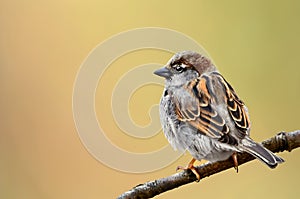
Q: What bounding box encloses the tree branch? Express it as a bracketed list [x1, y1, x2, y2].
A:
[117, 131, 300, 199]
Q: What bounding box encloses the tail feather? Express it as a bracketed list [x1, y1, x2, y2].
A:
[241, 138, 284, 168]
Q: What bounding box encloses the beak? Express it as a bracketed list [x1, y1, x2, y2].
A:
[153, 67, 172, 78]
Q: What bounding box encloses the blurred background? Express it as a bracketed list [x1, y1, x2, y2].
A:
[1, 0, 300, 198]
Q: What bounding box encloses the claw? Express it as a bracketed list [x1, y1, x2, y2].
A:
[176, 158, 201, 182]
[176, 165, 185, 172]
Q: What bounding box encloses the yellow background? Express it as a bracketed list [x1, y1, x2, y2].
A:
[1, 1, 300, 198]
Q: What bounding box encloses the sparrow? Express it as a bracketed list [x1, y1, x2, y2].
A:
[154, 51, 284, 181]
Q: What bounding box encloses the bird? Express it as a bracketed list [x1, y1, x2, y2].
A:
[154, 51, 284, 181]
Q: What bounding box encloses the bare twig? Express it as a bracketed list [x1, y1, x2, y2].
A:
[117, 131, 300, 199]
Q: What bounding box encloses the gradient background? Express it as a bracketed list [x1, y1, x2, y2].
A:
[1, 1, 300, 198]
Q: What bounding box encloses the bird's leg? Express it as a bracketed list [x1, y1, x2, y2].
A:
[176, 158, 201, 181]
[232, 152, 239, 173]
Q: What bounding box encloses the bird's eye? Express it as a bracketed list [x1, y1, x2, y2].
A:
[174, 64, 185, 72]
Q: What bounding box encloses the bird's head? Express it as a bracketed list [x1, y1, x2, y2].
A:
[154, 51, 216, 86]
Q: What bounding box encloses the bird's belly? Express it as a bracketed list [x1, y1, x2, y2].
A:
[186, 132, 236, 162]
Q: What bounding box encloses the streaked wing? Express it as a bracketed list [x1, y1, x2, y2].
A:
[212, 72, 250, 138]
[173, 75, 238, 145]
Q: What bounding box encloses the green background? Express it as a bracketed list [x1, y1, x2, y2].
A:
[1, 1, 299, 198]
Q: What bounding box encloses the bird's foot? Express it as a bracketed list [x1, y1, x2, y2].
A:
[176, 158, 201, 182]
[232, 152, 239, 173]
